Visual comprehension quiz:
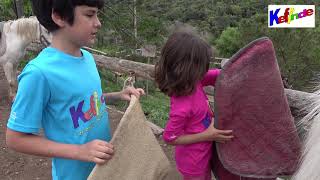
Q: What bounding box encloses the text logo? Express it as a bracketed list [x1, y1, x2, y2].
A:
[268, 5, 315, 28]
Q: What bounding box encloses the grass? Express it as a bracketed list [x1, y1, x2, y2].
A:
[140, 91, 169, 128]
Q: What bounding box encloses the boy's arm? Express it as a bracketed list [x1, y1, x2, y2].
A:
[103, 91, 124, 104]
[6, 128, 114, 165]
[104, 87, 145, 104]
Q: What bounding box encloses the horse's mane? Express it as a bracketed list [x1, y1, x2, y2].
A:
[315, 84, 320, 95]
[293, 80, 320, 180]
[6, 16, 39, 41]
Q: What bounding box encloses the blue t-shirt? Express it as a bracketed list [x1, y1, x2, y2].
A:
[7, 47, 112, 180]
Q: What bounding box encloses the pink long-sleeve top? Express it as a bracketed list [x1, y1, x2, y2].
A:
[163, 69, 220, 176]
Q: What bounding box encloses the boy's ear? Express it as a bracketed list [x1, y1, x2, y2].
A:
[51, 11, 66, 28]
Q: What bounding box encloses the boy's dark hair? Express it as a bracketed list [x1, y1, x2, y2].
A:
[155, 31, 212, 97]
[31, 0, 105, 32]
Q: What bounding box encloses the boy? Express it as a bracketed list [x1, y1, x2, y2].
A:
[5, 0, 144, 179]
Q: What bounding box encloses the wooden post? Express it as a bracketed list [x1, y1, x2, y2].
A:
[141, 45, 156, 96]
[146, 57, 150, 95]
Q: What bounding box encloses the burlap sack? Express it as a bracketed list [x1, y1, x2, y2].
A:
[88, 96, 179, 180]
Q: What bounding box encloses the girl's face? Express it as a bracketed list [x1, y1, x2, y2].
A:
[62, 5, 101, 47]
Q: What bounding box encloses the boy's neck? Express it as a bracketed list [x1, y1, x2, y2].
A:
[50, 33, 83, 57]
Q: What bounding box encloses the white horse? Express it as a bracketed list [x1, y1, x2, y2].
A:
[292, 87, 320, 180]
[0, 16, 51, 101]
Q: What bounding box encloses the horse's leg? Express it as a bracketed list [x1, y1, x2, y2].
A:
[3, 61, 16, 101]
[11, 62, 18, 99]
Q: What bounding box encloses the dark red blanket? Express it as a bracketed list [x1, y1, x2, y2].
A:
[213, 37, 301, 178]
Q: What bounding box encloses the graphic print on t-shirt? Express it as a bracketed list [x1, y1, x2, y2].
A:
[201, 112, 212, 128]
[69, 91, 107, 135]
[202, 100, 213, 129]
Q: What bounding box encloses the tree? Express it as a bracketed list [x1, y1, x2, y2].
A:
[14, 0, 24, 18]
[215, 11, 320, 90]
[215, 27, 241, 57]
[0, 0, 16, 20]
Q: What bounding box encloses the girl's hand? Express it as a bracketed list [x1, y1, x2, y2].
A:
[203, 120, 233, 143]
[77, 140, 114, 165]
[120, 87, 145, 101]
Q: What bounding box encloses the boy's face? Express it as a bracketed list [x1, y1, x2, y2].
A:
[63, 5, 101, 47]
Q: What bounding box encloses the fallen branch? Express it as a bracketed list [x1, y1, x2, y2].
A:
[94, 54, 155, 80]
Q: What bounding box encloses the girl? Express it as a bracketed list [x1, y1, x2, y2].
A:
[155, 31, 234, 180]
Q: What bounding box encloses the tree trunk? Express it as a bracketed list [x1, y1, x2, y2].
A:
[94, 54, 155, 81]
[14, 0, 24, 18]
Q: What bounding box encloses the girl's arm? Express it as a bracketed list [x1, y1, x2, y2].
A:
[201, 69, 221, 87]
[168, 132, 209, 145]
[6, 128, 114, 165]
[167, 120, 233, 145]
[164, 95, 232, 145]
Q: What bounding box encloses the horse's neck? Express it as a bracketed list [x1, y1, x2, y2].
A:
[13, 33, 35, 49]
[21, 37, 34, 48]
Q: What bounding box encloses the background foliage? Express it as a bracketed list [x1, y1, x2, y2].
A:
[95, 0, 320, 90]
[1, 0, 319, 126]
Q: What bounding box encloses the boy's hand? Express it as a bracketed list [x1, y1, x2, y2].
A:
[120, 87, 145, 101]
[203, 120, 233, 143]
[77, 140, 114, 165]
